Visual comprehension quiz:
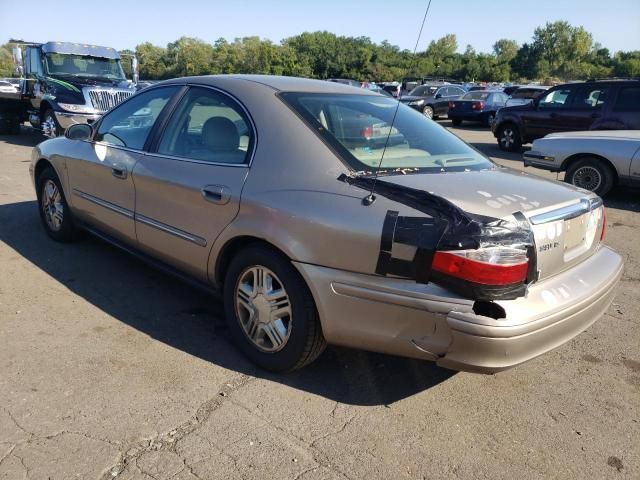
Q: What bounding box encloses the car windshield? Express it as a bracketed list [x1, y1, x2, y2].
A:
[280, 92, 494, 174]
[408, 85, 438, 96]
[462, 92, 490, 100]
[45, 53, 126, 80]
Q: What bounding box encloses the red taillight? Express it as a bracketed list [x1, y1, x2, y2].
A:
[449, 101, 455, 109]
[432, 248, 529, 285]
[472, 101, 485, 110]
[360, 125, 373, 138]
[601, 206, 606, 240]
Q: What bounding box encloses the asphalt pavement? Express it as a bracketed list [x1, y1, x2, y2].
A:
[0, 122, 638, 480]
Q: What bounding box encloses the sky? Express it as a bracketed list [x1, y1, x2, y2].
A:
[1, 0, 639, 54]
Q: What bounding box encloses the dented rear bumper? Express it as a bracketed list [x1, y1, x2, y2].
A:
[294, 246, 623, 374]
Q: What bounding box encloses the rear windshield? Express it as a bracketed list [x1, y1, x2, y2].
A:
[462, 92, 490, 100]
[279, 92, 494, 174]
[511, 88, 546, 99]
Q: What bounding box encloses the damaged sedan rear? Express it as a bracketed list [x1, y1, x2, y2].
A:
[30, 75, 623, 373]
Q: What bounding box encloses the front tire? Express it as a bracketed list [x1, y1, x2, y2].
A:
[42, 109, 63, 137]
[497, 123, 522, 152]
[565, 157, 615, 196]
[422, 105, 434, 119]
[223, 245, 326, 372]
[36, 167, 75, 242]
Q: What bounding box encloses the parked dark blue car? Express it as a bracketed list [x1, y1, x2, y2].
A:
[448, 91, 508, 127]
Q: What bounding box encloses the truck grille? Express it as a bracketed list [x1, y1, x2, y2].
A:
[87, 89, 134, 113]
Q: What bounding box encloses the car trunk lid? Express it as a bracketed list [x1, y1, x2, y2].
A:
[381, 168, 605, 282]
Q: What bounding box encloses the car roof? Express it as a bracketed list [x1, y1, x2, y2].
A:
[156, 75, 380, 95]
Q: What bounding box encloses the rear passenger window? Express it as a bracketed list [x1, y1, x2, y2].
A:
[157, 87, 253, 164]
[569, 87, 608, 109]
[614, 87, 640, 112]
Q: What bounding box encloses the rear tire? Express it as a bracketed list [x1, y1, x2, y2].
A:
[565, 157, 615, 196]
[484, 112, 495, 127]
[451, 118, 462, 126]
[497, 123, 522, 152]
[223, 245, 326, 372]
[36, 166, 75, 242]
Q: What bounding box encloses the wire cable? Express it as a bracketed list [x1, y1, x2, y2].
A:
[363, 0, 434, 205]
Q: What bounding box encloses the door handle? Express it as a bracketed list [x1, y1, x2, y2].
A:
[111, 166, 127, 179]
[201, 185, 231, 205]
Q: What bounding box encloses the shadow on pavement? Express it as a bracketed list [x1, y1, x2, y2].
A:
[0, 124, 45, 147]
[0, 200, 455, 406]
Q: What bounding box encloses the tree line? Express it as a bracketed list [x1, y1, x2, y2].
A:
[2, 21, 639, 83]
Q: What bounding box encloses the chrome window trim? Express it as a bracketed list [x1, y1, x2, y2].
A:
[135, 213, 207, 247]
[91, 141, 146, 155]
[143, 151, 250, 168]
[147, 82, 258, 167]
[529, 198, 602, 225]
[72, 188, 134, 218]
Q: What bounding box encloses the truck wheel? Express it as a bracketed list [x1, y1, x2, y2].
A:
[497, 123, 521, 152]
[223, 245, 326, 372]
[42, 109, 62, 137]
[565, 157, 615, 196]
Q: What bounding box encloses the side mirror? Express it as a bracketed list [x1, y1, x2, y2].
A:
[131, 56, 139, 85]
[65, 123, 93, 141]
[435, 93, 442, 99]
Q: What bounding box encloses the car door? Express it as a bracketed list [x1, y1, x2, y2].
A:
[554, 85, 609, 131]
[66, 85, 180, 243]
[522, 86, 573, 139]
[429, 87, 446, 115]
[607, 85, 640, 129]
[132, 85, 254, 282]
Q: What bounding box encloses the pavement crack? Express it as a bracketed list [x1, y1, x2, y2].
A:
[1, 406, 34, 439]
[101, 373, 254, 480]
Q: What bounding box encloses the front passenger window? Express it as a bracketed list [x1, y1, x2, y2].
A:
[157, 87, 253, 164]
[95, 86, 178, 149]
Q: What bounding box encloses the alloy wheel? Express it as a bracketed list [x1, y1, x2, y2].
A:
[500, 128, 514, 148]
[423, 106, 434, 119]
[235, 266, 292, 352]
[572, 166, 602, 192]
[41, 179, 64, 231]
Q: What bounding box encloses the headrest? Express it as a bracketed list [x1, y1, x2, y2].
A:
[202, 117, 240, 153]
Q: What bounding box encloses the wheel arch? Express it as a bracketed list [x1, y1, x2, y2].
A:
[562, 153, 619, 185]
[213, 235, 293, 289]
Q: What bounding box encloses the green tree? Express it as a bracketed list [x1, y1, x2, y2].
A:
[493, 39, 519, 63]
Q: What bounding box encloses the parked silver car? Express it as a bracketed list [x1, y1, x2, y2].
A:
[30, 75, 622, 373]
[524, 130, 640, 196]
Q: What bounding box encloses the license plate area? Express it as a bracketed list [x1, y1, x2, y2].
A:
[564, 215, 586, 251]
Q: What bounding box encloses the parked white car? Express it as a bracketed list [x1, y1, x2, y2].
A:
[523, 130, 640, 196]
[0, 80, 18, 94]
[505, 86, 549, 107]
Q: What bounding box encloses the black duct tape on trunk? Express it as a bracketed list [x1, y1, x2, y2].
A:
[338, 174, 536, 301]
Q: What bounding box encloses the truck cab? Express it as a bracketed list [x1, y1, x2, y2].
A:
[15, 41, 138, 136]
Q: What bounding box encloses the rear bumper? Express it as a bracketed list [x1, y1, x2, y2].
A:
[294, 246, 623, 374]
[448, 111, 484, 121]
